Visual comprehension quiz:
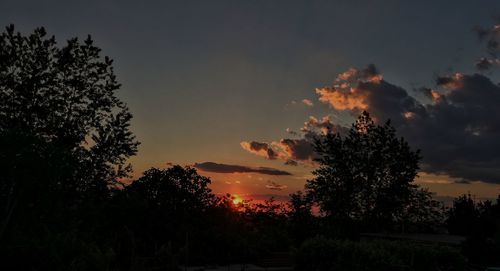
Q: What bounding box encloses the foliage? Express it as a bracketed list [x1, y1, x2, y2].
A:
[0, 24, 138, 270]
[125, 166, 215, 213]
[295, 236, 466, 271]
[446, 194, 500, 265]
[0, 24, 139, 184]
[305, 111, 442, 231]
[287, 191, 317, 243]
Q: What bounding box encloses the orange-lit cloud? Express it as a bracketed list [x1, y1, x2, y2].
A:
[315, 87, 369, 110]
[403, 111, 415, 119]
[430, 90, 441, 100]
[302, 99, 314, 106]
[436, 73, 465, 90]
[240, 141, 279, 160]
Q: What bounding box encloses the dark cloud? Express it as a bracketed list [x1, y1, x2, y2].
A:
[241, 138, 316, 165]
[316, 65, 426, 126]
[473, 23, 500, 71]
[278, 138, 315, 162]
[240, 141, 278, 160]
[301, 116, 348, 139]
[265, 180, 288, 191]
[241, 116, 347, 166]
[285, 159, 298, 166]
[318, 66, 500, 184]
[475, 57, 494, 70]
[242, 63, 500, 184]
[194, 162, 291, 176]
[403, 73, 500, 184]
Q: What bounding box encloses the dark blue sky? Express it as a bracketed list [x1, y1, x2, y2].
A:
[2, 0, 500, 197]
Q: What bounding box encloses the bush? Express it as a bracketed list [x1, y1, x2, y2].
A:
[295, 236, 466, 271]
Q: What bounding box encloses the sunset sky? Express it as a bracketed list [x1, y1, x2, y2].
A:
[3, 0, 500, 201]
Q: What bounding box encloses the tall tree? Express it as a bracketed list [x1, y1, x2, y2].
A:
[0, 25, 139, 186]
[0, 24, 139, 240]
[306, 111, 433, 230]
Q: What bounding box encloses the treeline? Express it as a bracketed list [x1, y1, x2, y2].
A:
[1, 25, 500, 270]
[1, 141, 499, 270]
[1, 121, 500, 270]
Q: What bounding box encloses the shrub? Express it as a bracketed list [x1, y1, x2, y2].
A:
[295, 236, 466, 271]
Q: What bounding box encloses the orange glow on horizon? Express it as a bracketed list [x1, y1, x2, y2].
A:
[232, 194, 243, 205]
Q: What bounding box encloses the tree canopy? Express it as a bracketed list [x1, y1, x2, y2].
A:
[305, 112, 438, 230]
[0, 25, 139, 185]
[0, 24, 139, 249]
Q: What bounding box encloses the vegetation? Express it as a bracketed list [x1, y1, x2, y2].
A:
[0, 25, 499, 270]
[305, 112, 443, 233]
[295, 236, 466, 271]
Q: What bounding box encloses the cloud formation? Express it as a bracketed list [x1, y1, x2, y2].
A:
[240, 141, 278, 160]
[402, 72, 500, 184]
[240, 138, 317, 165]
[240, 116, 349, 166]
[242, 64, 500, 184]
[302, 99, 314, 106]
[242, 20, 500, 184]
[194, 162, 292, 176]
[315, 66, 500, 184]
[315, 64, 425, 126]
[265, 180, 288, 190]
[473, 23, 500, 70]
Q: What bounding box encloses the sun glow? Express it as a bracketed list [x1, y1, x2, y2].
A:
[232, 195, 243, 205]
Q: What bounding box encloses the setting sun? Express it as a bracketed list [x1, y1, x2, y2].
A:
[232, 195, 243, 205]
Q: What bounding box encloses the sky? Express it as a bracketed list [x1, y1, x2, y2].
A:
[2, 0, 500, 201]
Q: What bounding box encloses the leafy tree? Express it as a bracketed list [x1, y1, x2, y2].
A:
[446, 194, 478, 236]
[114, 166, 216, 264]
[0, 24, 139, 187]
[0, 25, 139, 267]
[446, 194, 500, 265]
[125, 166, 215, 213]
[305, 111, 436, 231]
[400, 187, 445, 233]
[287, 191, 316, 243]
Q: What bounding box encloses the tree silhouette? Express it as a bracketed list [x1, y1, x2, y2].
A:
[446, 194, 479, 236]
[0, 25, 139, 185]
[306, 111, 436, 231]
[446, 194, 500, 265]
[125, 166, 215, 213]
[287, 191, 316, 243]
[0, 25, 139, 266]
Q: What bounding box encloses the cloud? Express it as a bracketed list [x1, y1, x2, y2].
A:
[194, 162, 292, 176]
[284, 159, 298, 166]
[315, 64, 425, 126]
[316, 66, 500, 184]
[242, 62, 500, 184]
[277, 138, 315, 162]
[402, 72, 500, 184]
[240, 141, 278, 160]
[241, 20, 500, 184]
[241, 116, 347, 166]
[265, 180, 288, 191]
[241, 139, 316, 165]
[473, 24, 500, 70]
[301, 116, 348, 137]
[302, 99, 314, 106]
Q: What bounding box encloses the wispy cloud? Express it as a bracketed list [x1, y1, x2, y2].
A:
[302, 99, 314, 107]
[194, 162, 292, 176]
[265, 180, 288, 190]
